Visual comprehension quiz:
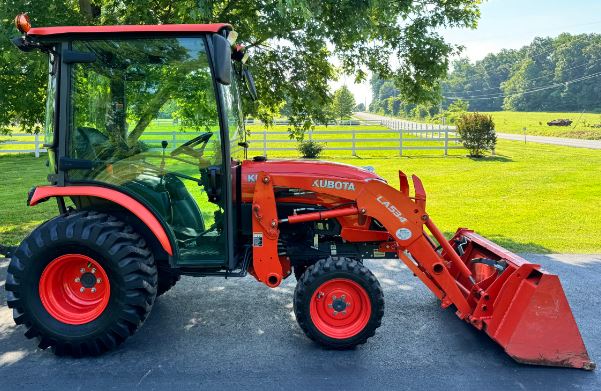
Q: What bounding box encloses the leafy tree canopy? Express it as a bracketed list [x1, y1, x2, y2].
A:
[0, 0, 480, 136]
[371, 33, 601, 115]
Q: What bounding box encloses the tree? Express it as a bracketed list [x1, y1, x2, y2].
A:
[445, 99, 468, 124]
[439, 33, 601, 113]
[0, 0, 480, 137]
[331, 86, 355, 120]
[355, 103, 366, 112]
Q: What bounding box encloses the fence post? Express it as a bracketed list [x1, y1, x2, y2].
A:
[171, 132, 177, 151]
[352, 128, 357, 157]
[263, 129, 268, 157]
[444, 128, 449, 156]
[34, 133, 40, 158]
[399, 127, 403, 157]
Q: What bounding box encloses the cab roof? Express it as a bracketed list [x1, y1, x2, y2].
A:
[27, 23, 232, 37]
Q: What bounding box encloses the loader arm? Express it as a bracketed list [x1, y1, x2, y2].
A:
[249, 170, 594, 370]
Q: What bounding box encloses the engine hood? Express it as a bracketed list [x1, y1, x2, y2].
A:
[242, 159, 382, 181]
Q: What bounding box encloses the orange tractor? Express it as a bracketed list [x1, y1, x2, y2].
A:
[3, 15, 594, 369]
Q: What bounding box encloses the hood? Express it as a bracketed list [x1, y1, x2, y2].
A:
[242, 159, 382, 181]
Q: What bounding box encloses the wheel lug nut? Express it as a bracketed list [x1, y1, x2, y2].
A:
[80, 287, 85, 292]
[74, 277, 80, 283]
[80, 268, 85, 273]
[91, 288, 96, 293]
[341, 295, 346, 300]
[333, 311, 338, 315]
[328, 304, 333, 308]
[91, 268, 96, 274]
[332, 295, 337, 300]
[97, 278, 102, 283]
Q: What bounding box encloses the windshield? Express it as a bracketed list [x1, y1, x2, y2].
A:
[221, 64, 245, 161]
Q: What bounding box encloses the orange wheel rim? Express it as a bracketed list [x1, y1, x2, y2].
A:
[309, 278, 371, 339]
[39, 254, 110, 325]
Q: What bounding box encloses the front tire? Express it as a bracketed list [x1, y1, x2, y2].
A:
[5, 211, 157, 356]
[293, 257, 384, 349]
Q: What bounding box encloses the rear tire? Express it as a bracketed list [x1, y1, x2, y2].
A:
[5, 211, 157, 356]
[293, 257, 384, 349]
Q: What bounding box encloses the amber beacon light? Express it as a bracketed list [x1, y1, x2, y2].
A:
[15, 13, 31, 34]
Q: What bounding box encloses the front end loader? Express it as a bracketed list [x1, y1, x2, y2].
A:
[3, 15, 594, 369]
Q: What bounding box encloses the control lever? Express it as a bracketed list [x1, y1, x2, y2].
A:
[159, 140, 168, 188]
[160, 140, 168, 172]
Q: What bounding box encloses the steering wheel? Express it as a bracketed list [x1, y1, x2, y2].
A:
[170, 132, 213, 159]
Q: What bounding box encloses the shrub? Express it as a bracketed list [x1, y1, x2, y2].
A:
[298, 140, 325, 158]
[456, 113, 496, 157]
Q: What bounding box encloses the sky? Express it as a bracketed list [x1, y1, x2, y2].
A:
[335, 0, 601, 106]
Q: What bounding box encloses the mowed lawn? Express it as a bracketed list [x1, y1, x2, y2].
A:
[481, 111, 601, 140]
[1, 138, 600, 254]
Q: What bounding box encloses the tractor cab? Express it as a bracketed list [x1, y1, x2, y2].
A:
[16, 23, 253, 269]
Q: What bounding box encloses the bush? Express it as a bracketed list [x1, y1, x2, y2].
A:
[298, 140, 325, 158]
[456, 113, 496, 157]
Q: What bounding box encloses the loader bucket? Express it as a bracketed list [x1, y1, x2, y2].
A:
[449, 229, 595, 370]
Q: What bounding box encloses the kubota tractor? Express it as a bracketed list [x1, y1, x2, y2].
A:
[3, 14, 594, 369]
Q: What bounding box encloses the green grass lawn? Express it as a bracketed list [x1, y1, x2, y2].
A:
[1, 138, 600, 254]
[480, 111, 601, 140]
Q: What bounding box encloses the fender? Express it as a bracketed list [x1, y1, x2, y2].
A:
[29, 185, 173, 256]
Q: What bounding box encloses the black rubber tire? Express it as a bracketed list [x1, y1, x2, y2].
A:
[293, 265, 307, 281]
[5, 211, 158, 357]
[293, 257, 384, 349]
[293, 259, 363, 281]
[157, 269, 181, 296]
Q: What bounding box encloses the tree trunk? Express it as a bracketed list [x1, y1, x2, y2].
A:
[127, 86, 174, 146]
[78, 0, 101, 18]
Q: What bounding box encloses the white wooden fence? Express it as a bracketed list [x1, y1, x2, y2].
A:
[248, 127, 461, 156]
[1, 121, 461, 157]
[0, 133, 46, 157]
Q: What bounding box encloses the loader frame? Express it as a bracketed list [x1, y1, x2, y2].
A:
[249, 170, 595, 370]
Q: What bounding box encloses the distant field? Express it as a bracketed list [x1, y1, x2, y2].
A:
[480, 111, 601, 140]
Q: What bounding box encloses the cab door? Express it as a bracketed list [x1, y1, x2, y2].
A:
[219, 61, 247, 270]
[64, 36, 230, 267]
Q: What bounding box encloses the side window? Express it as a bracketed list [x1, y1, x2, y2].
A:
[68, 37, 221, 176]
[45, 53, 58, 171]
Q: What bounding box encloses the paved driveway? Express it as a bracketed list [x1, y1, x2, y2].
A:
[354, 112, 601, 150]
[1, 254, 600, 390]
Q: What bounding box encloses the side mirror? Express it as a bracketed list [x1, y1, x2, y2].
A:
[243, 67, 258, 101]
[212, 34, 231, 85]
